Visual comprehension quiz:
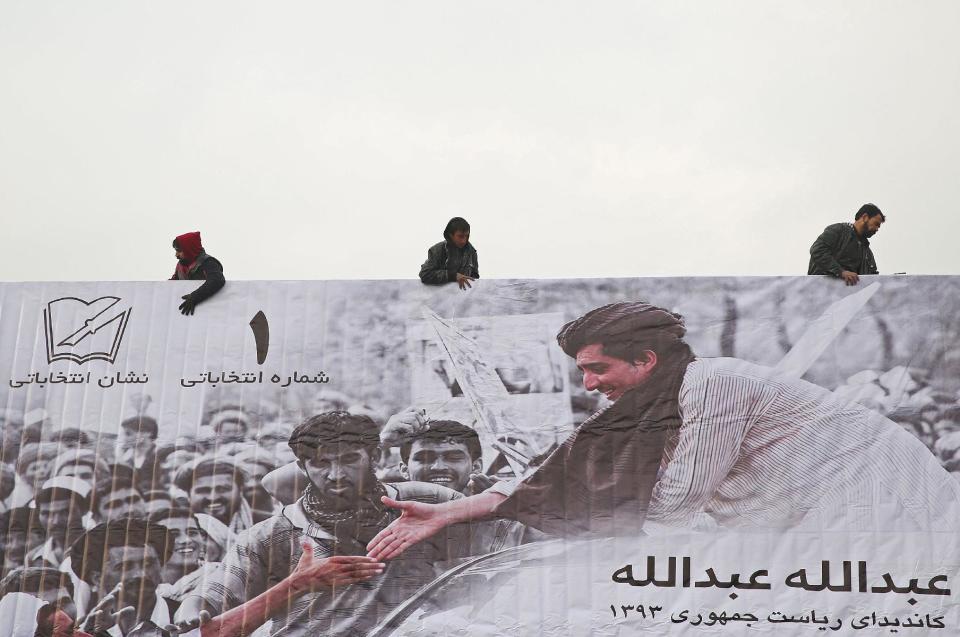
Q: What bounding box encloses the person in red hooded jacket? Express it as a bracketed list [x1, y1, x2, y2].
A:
[170, 232, 225, 315]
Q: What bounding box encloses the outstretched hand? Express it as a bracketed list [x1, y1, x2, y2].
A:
[289, 541, 385, 594]
[170, 610, 212, 635]
[82, 584, 136, 634]
[366, 496, 447, 561]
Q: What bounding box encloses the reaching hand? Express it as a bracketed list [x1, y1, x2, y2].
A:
[366, 496, 447, 561]
[288, 541, 385, 594]
[465, 473, 499, 496]
[179, 294, 197, 315]
[170, 610, 212, 634]
[82, 584, 137, 634]
[381, 407, 429, 447]
[456, 273, 475, 290]
[840, 271, 860, 286]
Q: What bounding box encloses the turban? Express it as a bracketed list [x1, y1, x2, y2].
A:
[208, 408, 253, 434]
[230, 447, 279, 476]
[148, 508, 235, 555]
[120, 416, 158, 438]
[70, 516, 173, 584]
[556, 302, 686, 358]
[173, 456, 247, 493]
[52, 448, 109, 481]
[35, 476, 93, 511]
[15, 443, 58, 476]
[193, 513, 235, 553]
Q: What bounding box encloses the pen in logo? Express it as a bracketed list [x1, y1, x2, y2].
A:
[57, 299, 129, 347]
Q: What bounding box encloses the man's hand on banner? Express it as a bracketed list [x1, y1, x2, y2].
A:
[366, 497, 447, 561]
[840, 270, 860, 286]
[455, 273, 475, 290]
[380, 407, 429, 447]
[178, 295, 197, 316]
[288, 541, 385, 593]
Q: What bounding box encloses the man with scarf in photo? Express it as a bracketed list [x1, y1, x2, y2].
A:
[174, 411, 474, 637]
[366, 302, 685, 552]
[367, 300, 960, 559]
[170, 232, 225, 316]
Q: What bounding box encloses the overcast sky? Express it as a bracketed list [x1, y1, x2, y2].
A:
[1, 1, 958, 281]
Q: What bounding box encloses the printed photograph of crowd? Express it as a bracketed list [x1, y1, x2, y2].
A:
[0, 392, 546, 636]
[2, 277, 960, 636]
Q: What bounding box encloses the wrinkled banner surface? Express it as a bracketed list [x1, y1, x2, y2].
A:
[1, 276, 958, 636]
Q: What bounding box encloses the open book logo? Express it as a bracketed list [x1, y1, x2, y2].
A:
[43, 296, 132, 364]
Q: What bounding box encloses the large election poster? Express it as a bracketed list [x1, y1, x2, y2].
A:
[1, 276, 959, 636]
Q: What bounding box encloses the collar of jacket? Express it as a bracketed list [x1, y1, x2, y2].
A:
[847, 223, 870, 246]
[186, 251, 210, 276]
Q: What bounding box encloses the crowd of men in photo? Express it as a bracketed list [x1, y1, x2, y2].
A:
[0, 397, 541, 637]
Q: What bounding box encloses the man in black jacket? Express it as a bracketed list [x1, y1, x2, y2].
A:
[419, 217, 479, 290]
[171, 231, 225, 314]
[808, 204, 885, 285]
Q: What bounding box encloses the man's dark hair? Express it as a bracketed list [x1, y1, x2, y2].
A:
[443, 217, 471, 241]
[69, 516, 173, 585]
[91, 473, 142, 513]
[557, 301, 693, 364]
[22, 423, 43, 446]
[148, 507, 209, 545]
[206, 406, 251, 435]
[47, 428, 91, 447]
[35, 484, 90, 513]
[155, 440, 201, 466]
[0, 463, 15, 501]
[120, 416, 159, 440]
[855, 203, 885, 222]
[0, 566, 75, 600]
[148, 506, 197, 525]
[154, 444, 177, 465]
[173, 458, 247, 493]
[0, 507, 37, 549]
[105, 463, 136, 483]
[143, 489, 172, 504]
[399, 420, 482, 464]
[1, 506, 34, 531]
[288, 411, 381, 463]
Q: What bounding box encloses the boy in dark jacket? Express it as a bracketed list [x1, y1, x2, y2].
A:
[419, 217, 479, 290]
[171, 231, 225, 314]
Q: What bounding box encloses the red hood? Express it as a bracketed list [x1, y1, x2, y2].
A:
[175, 231, 204, 263]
